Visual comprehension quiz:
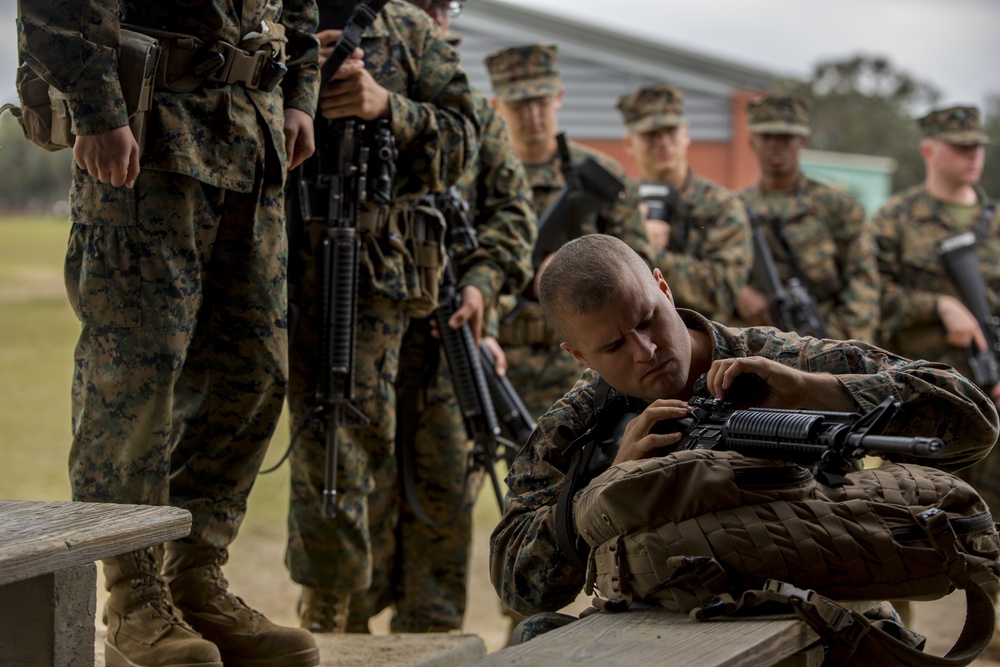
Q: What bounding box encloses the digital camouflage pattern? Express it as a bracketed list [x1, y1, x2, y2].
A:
[871, 183, 1000, 517]
[285, 0, 479, 595]
[918, 105, 990, 146]
[746, 95, 811, 137]
[18, 0, 320, 192]
[20, 0, 319, 547]
[647, 170, 752, 323]
[741, 175, 880, 341]
[484, 43, 561, 103]
[490, 309, 998, 614]
[347, 92, 536, 630]
[616, 83, 685, 134]
[498, 139, 652, 419]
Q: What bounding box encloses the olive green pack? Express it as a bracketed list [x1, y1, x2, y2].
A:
[575, 450, 1000, 666]
[3, 29, 160, 155]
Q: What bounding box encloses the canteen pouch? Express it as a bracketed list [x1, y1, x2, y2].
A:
[8, 29, 161, 156]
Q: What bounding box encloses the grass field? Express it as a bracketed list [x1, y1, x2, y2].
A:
[0, 214, 514, 650]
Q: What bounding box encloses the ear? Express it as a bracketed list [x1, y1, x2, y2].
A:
[561, 341, 588, 367]
[553, 89, 565, 110]
[623, 133, 636, 157]
[653, 268, 674, 304]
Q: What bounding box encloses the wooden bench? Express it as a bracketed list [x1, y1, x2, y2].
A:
[0, 499, 192, 667]
[466, 600, 877, 667]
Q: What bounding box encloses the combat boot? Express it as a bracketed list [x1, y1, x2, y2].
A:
[103, 546, 223, 667]
[298, 586, 351, 633]
[163, 543, 319, 667]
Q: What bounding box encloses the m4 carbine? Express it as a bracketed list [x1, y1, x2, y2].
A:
[295, 0, 393, 518]
[747, 209, 828, 338]
[531, 132, 625, 270]
[938, 229, 1000, 389]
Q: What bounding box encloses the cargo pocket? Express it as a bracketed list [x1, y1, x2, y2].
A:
[396, 204, 445, 319]
[65, 176, 142, 328]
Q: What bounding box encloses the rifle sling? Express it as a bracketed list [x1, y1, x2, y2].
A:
[767, 215, 818, 296]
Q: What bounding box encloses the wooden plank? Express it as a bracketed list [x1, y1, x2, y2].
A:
[0, 500, 191, 585]
[468, 601, 874, 667]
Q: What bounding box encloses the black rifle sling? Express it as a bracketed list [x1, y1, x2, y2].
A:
[766, 213, 818, 296]
[555, 380, 629, 572]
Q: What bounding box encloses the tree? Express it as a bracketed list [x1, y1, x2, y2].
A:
[0, 112, 73, 213]
[783, 54, 942, 191]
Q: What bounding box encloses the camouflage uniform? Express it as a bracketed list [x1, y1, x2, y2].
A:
[347, 90, 536, 632]
[490, 308, 998, 615]
[17, 0, 319, 549]
[871, 105, 1000, 516]
[486, 44, 653, 420]
[284, 0, 479, 607]
[21, 1, 322, 664]
[739, 95, 880, 341]
[618, 84, 752, 324]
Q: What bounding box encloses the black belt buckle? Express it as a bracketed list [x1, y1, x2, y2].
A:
[258, 58, 287, 92]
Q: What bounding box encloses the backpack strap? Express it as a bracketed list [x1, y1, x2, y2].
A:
[753, 580, 996, 667]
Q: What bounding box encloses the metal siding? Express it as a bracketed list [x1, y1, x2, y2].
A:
[454, 20, 740, 142]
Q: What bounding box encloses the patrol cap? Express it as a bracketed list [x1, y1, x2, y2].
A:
[918, 105, 990, 146]
[746, 94, 811, 136]
[617, 83, 685, 133]
[484, 44, 561, 103]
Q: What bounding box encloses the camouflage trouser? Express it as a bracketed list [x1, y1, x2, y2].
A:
[285, 289, 408, 593]
[503, 343, 587, 420]
[65, 150, 288, 547]
[345, 318, 482, 632]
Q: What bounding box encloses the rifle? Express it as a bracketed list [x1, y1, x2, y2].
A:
[531, 133, 625, 270]
[399, 188, 512, 521]
[746, 208, 828, 338]
[938, 228, 1000, 389]
[294, 0, 393, 518]
[642, 374, 943, 488]
[480, 344, 536, 465]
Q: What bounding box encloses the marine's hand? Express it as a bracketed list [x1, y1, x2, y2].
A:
[705, 357, 854, 411]
[644, 218, 670, 253]
[938, 295, 987, 352]
[283, 108, 315, 170]
[73, 126, 140, 188]
[450, 285, 486, 343]
[990, 383, 1000, 411]
[612, 399, 690, 466]
[482, 337, 507, 376]
[316, 29, 365, 72]
[735, 285, 774, 326]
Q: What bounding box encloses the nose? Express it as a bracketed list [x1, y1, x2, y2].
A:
[631, 332, 656, 362]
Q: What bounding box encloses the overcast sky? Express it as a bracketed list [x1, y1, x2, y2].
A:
[2, 0, 998, 113]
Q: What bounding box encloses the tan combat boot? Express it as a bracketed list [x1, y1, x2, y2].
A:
[163, 542, 319, 667]
[103, 546, 223, 667]
[298, 586, 351, 633]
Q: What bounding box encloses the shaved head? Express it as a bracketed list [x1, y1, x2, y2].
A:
[538, 234, 653, 343]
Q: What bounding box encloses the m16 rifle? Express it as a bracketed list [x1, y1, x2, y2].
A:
[531, 132, 625, 270]
[938, 225, 1000, 389]
[746, 208, 828, 338]
[480, 343, 536, 464]
[294, 0, 393, 518]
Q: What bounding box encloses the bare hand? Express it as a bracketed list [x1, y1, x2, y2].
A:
[482, 336, 507, 376]
[283, 108, 315, 170]
[938, 295, 987, 351]
[735, 285, 774, 326]
[449, 285, 486, 344]
[73, 126, 140, 188]
[644, 219, 671, 253]
[990, 383, 1000, 411]
[704, 357, 854, 411]
[316, 30, 390, 121]
[612, 399, 690, 466]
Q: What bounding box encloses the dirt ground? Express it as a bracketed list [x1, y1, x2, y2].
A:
[93, 518, 1000, 664]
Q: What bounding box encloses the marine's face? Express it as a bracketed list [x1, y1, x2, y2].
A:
[626, 124, 689, 179]
[927, 139, 986, 187]
[750, 132, 805, 180]
[495, 93, 563, 148]
[561, 269, 692, 402]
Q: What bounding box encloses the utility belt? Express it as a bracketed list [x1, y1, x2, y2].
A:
[5, 22, 287, 155]
[497, 299, 559, 347]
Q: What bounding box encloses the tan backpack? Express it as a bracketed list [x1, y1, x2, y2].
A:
[575, 449, 1000, 666]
